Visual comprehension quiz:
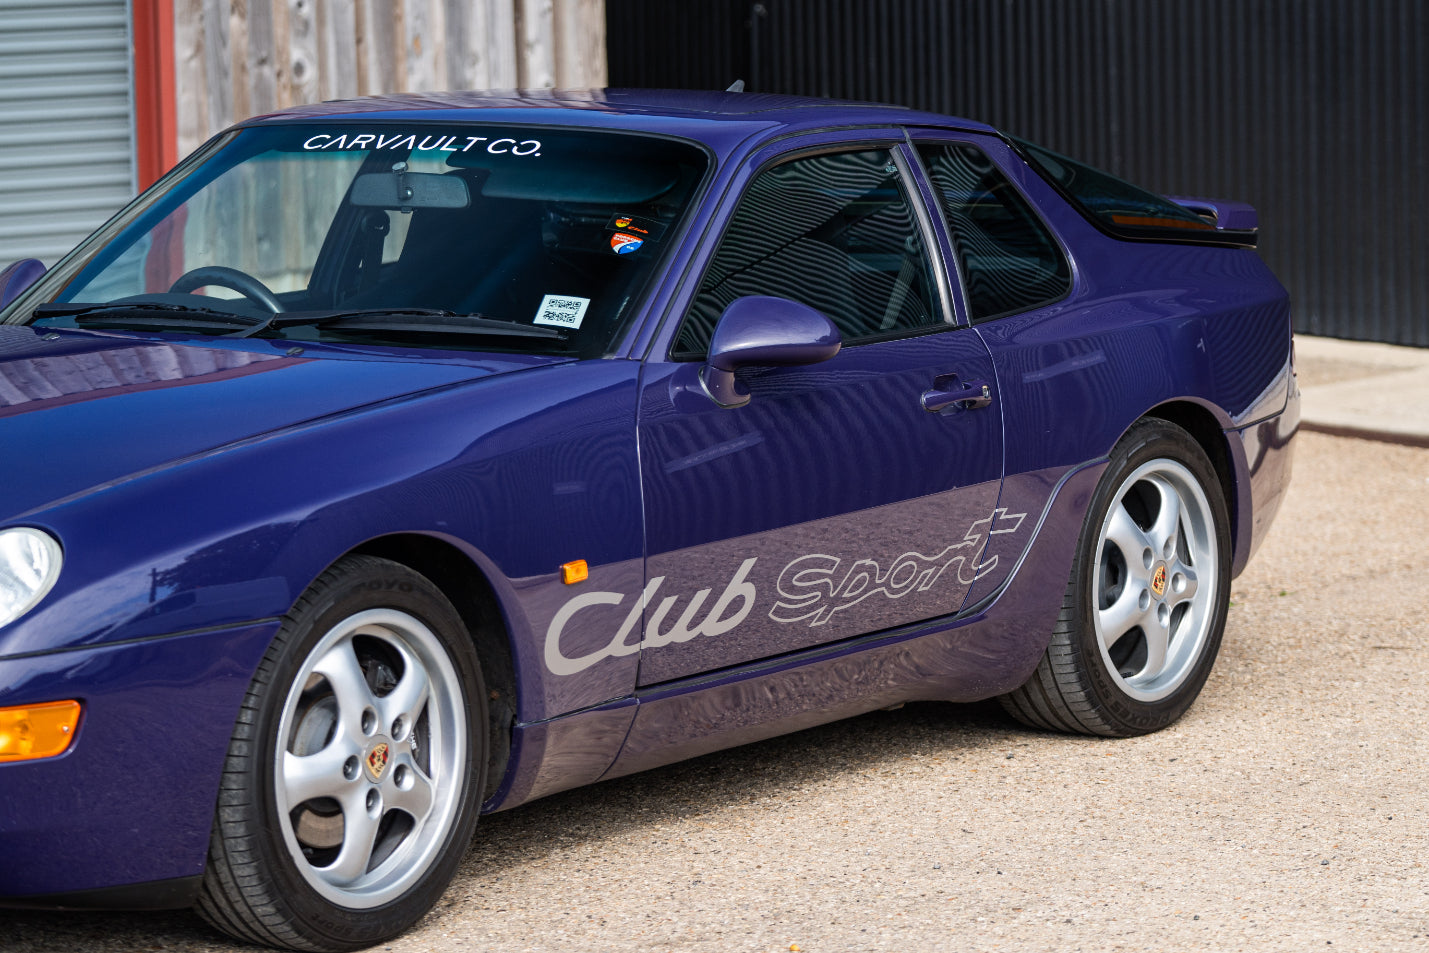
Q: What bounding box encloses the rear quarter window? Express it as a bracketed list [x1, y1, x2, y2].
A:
[917, 142, 1071, 323]
[1014, 138, 1216, 236]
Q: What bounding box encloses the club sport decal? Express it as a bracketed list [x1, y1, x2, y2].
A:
[543, 559, 757, 677]
[543, 509, 1026, 676]
[769, 508, 1025, 626]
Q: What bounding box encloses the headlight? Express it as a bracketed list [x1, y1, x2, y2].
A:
[0, 528, 62, 628]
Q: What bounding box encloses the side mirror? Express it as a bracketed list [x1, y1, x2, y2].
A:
[0, 259, 46, 308]
[700, 295, 841, 408]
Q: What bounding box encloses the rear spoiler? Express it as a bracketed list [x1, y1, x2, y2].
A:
[1166, 195, 1259, 241]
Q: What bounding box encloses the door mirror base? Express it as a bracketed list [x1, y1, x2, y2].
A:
[698, 362, 750, 408]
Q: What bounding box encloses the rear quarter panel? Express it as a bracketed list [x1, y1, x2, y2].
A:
[947, 135, 1291, 604]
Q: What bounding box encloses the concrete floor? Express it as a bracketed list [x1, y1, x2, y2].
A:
[1297, 334, 1429, 445]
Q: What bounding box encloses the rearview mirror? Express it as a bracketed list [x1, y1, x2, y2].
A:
[700, 296, 841, 408]
[350, 168, 469, 210]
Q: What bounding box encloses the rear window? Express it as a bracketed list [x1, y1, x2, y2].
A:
[1014, 138, 1215, 237]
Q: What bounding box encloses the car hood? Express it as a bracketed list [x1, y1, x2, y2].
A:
[0, 327, 569, 519]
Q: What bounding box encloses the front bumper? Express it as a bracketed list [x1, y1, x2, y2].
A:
[0, 621, 277, 903]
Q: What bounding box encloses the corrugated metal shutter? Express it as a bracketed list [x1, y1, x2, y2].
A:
[0, 0, 135, 266]
[607, 0, 1429, 348]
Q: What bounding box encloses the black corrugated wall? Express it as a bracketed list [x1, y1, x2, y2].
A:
[607, 0, 1429, 347]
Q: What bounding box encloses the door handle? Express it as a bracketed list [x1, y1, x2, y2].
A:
[921, 376, 993, 413]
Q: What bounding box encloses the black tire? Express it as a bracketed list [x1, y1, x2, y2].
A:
[999, 418, 1232, 737]
[197, 555, 487, 951]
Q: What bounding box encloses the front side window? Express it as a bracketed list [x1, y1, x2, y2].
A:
[918, 142, 1071, 323]
[675, 148, 942, 358]
[13, 125, 708, 358]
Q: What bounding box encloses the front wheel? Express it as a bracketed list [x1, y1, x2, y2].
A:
[999, 418, 1232, 736]
[198, 556, 487, 951]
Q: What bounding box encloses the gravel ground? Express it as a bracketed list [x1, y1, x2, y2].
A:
[6, 430, 1428, 953]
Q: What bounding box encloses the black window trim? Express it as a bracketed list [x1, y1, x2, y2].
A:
[666, 137, 961, 362]
[909, 133, 1076, 326]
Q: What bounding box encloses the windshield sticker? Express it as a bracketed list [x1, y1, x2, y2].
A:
[301, 133, 542, 156]
[608, 213, 666, 239]
[533, 294, 590, 329]
[610, 233, 644, 255]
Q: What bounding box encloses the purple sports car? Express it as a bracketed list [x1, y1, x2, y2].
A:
[0, 89, 1296, 950]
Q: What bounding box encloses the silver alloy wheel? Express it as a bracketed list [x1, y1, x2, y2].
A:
[1091, 458, 1218, 703]
[273, 608, 467, 908]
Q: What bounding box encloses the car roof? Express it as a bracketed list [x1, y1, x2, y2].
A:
[238, 88, 998, 155]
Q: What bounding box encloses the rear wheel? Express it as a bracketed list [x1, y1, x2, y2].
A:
[999, 418, 1231, 736]
[198, 556, 486, 951]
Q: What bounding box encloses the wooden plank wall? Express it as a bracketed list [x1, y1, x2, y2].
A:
[174, 0, 608, 157]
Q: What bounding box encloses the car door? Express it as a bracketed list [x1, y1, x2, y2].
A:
[629, 137, 1016, 686]
[908, 133, 1083, 609]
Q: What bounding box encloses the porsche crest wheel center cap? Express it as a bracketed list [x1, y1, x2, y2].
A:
[365, 742, 391, 782]
[1151, 562, 1169, 599]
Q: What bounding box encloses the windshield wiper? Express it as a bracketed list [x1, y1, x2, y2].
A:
[31, 302, 567, 343]
[232, 308, 566, 340]
[32, 302, 264, 332]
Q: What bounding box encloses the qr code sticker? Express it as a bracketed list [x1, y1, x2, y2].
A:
[533, 294, 590, 329]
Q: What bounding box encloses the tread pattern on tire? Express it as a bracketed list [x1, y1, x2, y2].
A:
[195, 554, 482, 953]
[196, 559, 342, 952]
[997, 418, 1225, 739]
[997, 578, 1118, 737]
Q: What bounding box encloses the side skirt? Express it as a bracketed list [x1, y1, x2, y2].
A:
[0, 875, 202, 911]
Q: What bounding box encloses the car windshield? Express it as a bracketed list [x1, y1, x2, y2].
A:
[16, 124, 709, 357]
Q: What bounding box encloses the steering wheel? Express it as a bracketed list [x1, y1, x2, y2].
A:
[169, 266, 284, 313]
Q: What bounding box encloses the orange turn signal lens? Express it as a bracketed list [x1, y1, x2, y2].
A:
[0, 700, 81, 762]
[560, 559, 589, 585]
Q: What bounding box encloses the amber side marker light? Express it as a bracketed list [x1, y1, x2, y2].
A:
[0, 700, 81, 762]
[560, 559, 589, 585]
